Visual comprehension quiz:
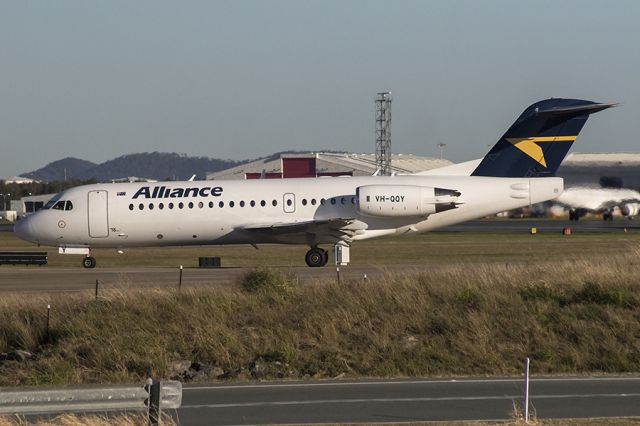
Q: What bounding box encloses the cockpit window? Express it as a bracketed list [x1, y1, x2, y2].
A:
[65, 201, 73, 211]
[43, 193, 64, 209]
[52, 201, 66, 210]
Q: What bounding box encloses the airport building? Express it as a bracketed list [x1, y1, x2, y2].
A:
[206, 152, 452, 180]
[558, 153, 640, 188]
[8, 193, 55, 220]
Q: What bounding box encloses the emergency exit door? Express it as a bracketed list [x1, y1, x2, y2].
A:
[88, 190, 109, 238]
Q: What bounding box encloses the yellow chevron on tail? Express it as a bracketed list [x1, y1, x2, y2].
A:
[505, 136, 577, 168]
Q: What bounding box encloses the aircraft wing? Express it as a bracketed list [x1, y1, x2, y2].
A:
[241, 218, 365, 242]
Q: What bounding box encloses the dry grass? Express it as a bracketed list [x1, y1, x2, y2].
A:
[0, 413, 175, 426]
[1, 417, 638, 426]
[2, 248, 640, 386]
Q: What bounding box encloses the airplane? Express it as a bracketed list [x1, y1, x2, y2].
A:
[14, 98, 614, 268]
[554, 186, 640, 221]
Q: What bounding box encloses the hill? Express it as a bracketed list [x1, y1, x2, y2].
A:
[22, 152, 240, 182]
[22, 157, 97, 182]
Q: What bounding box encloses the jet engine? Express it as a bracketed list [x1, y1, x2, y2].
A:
[356, 185, 460, 217]
[620, 202, 639, 218]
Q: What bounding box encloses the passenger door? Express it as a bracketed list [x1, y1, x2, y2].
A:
[88, 190, 109, 238]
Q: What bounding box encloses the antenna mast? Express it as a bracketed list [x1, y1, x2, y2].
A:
[375, 91, 392, 176]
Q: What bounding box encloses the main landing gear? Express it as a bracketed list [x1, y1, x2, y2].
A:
[305, 247, 329, 267]
[82, 256, 97, 269]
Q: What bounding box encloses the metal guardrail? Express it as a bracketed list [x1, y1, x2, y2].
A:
[0, 251, 48, 266]
[0, 379, 181, 424]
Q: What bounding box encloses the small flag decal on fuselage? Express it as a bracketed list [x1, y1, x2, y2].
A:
[117, 192, 126, 196]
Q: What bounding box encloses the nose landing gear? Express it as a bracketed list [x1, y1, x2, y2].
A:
[305, 247, 329, 267]
[82, 256, 97, 269]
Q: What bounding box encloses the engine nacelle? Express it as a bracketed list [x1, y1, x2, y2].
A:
[621, 202, 639, 218]
[356, 185, 460, 217]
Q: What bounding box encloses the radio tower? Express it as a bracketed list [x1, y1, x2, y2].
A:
[375, 92, 392, 176]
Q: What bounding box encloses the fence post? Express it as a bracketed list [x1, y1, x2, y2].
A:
[145, 378, 161, 426]
[46, 304, 51, 342]
[524, 357, 530, 423]
[178, 265, 183, 291]
[95, 280, 99, 300]
[336, 267, 340, 284]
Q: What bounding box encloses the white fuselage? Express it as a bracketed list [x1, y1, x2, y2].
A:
[15, 175, 563, 249]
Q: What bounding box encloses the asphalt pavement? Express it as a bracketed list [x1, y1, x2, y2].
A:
[177, 377, 640, 425]
[435, 218, 640, 233]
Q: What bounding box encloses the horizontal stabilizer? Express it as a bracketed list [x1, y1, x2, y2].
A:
[535, 102, 617, 116]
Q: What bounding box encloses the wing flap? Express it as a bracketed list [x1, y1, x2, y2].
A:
[241, 218, 365, 241]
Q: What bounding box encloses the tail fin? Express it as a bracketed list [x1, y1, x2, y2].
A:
[471, 98, 615, 177]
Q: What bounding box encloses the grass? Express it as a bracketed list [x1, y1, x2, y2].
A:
[2, 248, 640, 386]
[0, 413, 175, 426]
[0, 418, 638, 426]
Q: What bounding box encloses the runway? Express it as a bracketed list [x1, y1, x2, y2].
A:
[178, 377, 640, 424]
[436, 218, 640, 233]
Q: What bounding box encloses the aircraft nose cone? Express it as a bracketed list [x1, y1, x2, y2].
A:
[13, 216, 34, 242]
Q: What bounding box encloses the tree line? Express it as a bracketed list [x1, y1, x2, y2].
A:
[0, 179, 98, 201]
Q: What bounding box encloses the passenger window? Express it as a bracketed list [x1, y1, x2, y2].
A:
[341, 197, 346, 204]
[286, 199, 292, 206]
[65, 201, 73, 211]
[52, 201, 65, 210]
[311, 199, 317, 205]
[209, 201, 214, 208]
[219, 201, 224, 208]
[169, 202, 174, 209]
[149, 203, 154, 210]
[250, 200, 256, 207]
[331, 198, 336, 205]
[272, 200, 277, 206]
[321, 198, 326, 205]
[188, 202, 194, 209]
[198, 201, 204, 208]
[229, 201, 235, 208]
[179, 202, 184, 209]
[260, 200, 266, 207]
[159, 203, 164, 210]
[129, 204, 134, 211]
[302, 199, 307, 206]
[139, 203, 144, 210]
[240, 201, 245, 207]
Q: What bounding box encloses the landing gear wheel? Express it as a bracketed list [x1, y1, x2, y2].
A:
[305, 248, 328, 267]
[82, 256, 97, 269]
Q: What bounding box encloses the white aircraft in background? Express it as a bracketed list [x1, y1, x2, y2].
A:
[15, 98, 614, 268]
[555, 186, 640, 221]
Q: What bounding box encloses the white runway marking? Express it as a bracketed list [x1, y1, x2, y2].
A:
[181, 392, 640, 409]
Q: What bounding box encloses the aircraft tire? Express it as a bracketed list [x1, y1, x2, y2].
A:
[83, 256, 97, 269]
[305, 248, 326, 267]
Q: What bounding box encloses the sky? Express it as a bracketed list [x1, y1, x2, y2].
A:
[1, 0, 639, 176]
